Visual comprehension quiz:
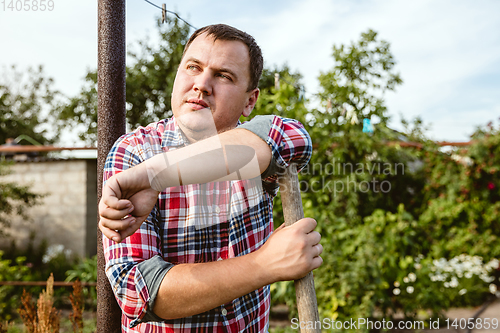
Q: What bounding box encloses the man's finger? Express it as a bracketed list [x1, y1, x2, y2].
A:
[101, 179, 129, 210]
[311, 256, 323, 270]
[307, 231, 321, 246]
[99, 215, 136, 232]
[99, 201, 134, 220]
[313, 244, 323, 257]
[99, 219, 124, 243]
[296, 217, 317, 233]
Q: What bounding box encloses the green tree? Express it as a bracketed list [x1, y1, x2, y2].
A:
[254, 65, 307, 121]
[419, 123, 500, 259]
[308, 29, 421, 220]
[0, 65, 59, 145]
[250, 44, 427, 321]
[0, 65, 49, 247]
[267, 30, 498, 325]
[263, 30, 436, 323]
[0, 160, 41, 237]
[56, 18, 191, 144]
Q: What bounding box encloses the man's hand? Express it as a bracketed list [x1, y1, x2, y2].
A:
[99, 163, 160, 243]
[152, 217, 322, 319]
[99, 128, 272, 243]
[254, 218, 323, 283]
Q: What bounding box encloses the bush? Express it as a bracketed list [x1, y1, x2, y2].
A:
[0, 241, 95, 321]
[65, 256, 97, 310]
[0, 251, 30, 321]
[263, 29, 500, 327]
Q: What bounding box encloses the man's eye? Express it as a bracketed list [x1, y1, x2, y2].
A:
[187, 65, 199, 71]
[217, 73, 232, 81]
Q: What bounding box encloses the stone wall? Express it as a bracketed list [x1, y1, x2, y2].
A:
[0, 159, 97, 258]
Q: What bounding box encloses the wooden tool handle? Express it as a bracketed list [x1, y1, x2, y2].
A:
[278, 164, 321, 333]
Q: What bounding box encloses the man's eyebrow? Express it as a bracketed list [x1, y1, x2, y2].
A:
[186, 57, 203, 65]
[213, 66, 238, 81]
[185, 57, 238, 81]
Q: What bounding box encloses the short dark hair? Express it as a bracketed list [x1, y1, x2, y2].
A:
[182, 24, 263, 91]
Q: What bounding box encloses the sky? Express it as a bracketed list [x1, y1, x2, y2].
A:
[1, 0, 499, 147]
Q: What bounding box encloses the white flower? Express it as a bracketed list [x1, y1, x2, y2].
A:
[408, 273, 417, 282]
[42, 244, 65, 264]
[486, 259, 499, 270]
[406, 286, 414, 294]
[480, 275, 495, 283]
[463, 261, 473, 271]
[64, 249, 72, 258]
[437, 274, 448, 281]
[465, 272, 473, 279]
[459, 289, 467, 295]
[490, 284, 498, 294]
[414, 263, 422, 270]
[393, 288, 401, 295]
[403, 277, 410, 283]
[449, 277, 459, 288]
[434, 258, 447, 269]
[444, 282, 450, 288]
[394, 281, 400, 287]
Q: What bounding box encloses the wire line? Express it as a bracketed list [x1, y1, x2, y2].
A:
[142, 0, 198, 30]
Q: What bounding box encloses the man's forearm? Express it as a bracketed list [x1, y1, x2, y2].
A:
[153, 250, 272, 319]
[152, 217, 323, 320]
[145, 128, 272, 190]
[99, 127, 273, 243]
[147, 128, 274, 318]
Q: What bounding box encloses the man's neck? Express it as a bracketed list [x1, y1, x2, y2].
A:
[178, 122, 238, 145]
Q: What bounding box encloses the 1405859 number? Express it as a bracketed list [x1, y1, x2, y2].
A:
[446, 318, 499, 330]
[1, 0, 54, 11]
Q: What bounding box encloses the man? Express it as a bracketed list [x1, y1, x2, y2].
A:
[99, 24, 322, 332]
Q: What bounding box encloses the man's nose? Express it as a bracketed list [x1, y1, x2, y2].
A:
[193, 72, 212, 95]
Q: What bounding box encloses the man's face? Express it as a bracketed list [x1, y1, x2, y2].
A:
[171, 33, 259, 138]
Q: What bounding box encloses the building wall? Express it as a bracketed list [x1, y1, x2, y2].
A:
[0, 159, 97, 258]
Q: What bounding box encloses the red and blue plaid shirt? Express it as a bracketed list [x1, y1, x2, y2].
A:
[103, 115, 312, 332]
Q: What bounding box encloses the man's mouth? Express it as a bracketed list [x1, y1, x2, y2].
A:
[187, 98, 209, 110]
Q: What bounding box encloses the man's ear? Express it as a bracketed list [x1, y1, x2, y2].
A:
[242, 88, 260, 118]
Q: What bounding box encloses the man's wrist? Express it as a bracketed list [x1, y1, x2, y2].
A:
[247, 249, 276, 286]
[145, 153, 180, 191]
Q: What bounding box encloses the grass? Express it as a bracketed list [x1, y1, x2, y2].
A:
[2, 313, 96, 333]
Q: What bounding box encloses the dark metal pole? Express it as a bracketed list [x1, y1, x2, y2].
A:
[97, 0, 126, 332]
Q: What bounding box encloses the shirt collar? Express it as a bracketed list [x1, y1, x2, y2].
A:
[161, 117, 187, 149]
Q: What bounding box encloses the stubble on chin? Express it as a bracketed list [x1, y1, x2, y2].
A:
[176, 108, 218, 142]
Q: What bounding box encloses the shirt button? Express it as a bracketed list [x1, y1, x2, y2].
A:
[215, 206, 221, 214]
[221, 308, 227, 316]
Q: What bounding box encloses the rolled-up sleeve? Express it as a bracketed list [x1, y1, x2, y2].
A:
[102, 132, 172, 327]
[238, 115, 312, 193]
